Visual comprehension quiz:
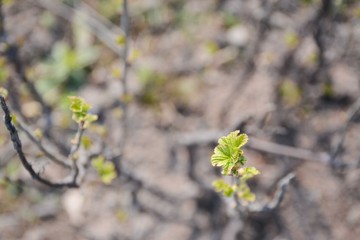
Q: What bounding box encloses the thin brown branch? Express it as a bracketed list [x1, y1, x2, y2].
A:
[0, 0, 52, 134]
[68, 123, 85, 161]
[0, 95, 78, 188]
[113, 0, 130, 172]
[248, 138, 330, 163]
[120, 0, 129, 95]
[17, 121, 72, 168]
[65, 122, 86, 184]
[265, 172, 295, 210]
[235, 172, 295, 216]
[330, 97, 360, 166]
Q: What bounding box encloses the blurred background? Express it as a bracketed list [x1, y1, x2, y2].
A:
[1, 0, 360, 239]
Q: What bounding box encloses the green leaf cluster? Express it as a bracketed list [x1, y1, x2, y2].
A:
[137, 67, 166, 106]
[211, 130, 248, 175]
[210, 131, 260, 204]
[91, 156, 117, 184]
[36, 42, 99, 98]
[68, 96, 98, 128]
[35, 13, 99, 104]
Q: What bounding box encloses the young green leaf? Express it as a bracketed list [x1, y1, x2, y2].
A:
[83, 114, 98, 129]
[81, 135, 93, 149]
[239, 167, 260, 181]
[212, 179, 235, 197]
[211, 130, 248, 175]
[238, 186, 256, 203]
[92, 156, 116, 184]
[68, 96, 98, 128]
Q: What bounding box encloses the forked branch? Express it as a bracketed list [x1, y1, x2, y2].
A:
[0, 95, 79, 188]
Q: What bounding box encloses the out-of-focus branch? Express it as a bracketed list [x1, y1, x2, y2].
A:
[112, 0, 130, 173]
[0, 95, 78, 188]
[68, 123, 85, 162]
[176, 129, 330, 163]
[32, 0, 123, 55]
[6, 45, 51, 116]
[17, 120, 72, 168]
[0, 0, 52, 134]
[264, 172, 295, 211]
[175, 90, 360, 170]
[309, 0, 334, 84]
[235, 172, 295, 216]
[0, 143, 16, 168]
[330, 97, 360, 167]
[65, 122, 87, 185]
[120, 0, 129, 95]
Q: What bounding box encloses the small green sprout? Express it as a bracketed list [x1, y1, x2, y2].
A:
[116, 35, 127, 46]
[10, 114, 17, 125]
[212, 179, 235, 197]
[92, 156, 117, 184]
[34, 128, 43, 140]
[81, 135, 93, 150]
[284, 32, 299, 48]
[211, 130, 260, 204]
[68, 96, 98, 128]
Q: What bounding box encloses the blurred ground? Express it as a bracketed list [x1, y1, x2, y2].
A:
[1, 0, 360, 240]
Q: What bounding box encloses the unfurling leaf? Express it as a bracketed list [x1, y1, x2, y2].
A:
[68, 96, 98, 127]
[238, 186, 256, 203]
[238, 167, 260, 181]
[211, 130, 248, 175]
[83, 114, 98, 129]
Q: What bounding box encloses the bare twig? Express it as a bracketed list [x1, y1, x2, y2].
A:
[265, 172, 295, 211]
[235, 172, 295, 216]
[6, 45, 51, 116]
[176, 93, 360, 170]
[0, 143, 16, 168]
[112, 0, 130, 172]
[0, 0, 4, 38]
[31, 0, 123, 55]
[17, 120, 72, 168]
[0, 3, 24, 120]
[0, 95, 78, 188]
[0, 0, 52, 134]
[120, 0, 130, 96]
[65, 122, 87, 184]
[248, 138, 330, 164]
[68, 123, 85, 161]
[330, 97, 360, 166]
